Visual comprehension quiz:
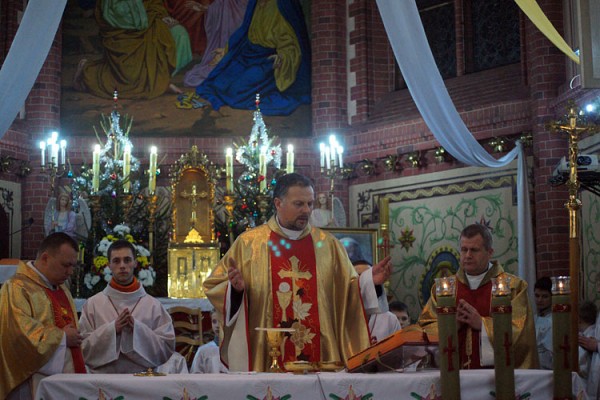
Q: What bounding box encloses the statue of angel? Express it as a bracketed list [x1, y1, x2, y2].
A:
[44, 186, 91, 241]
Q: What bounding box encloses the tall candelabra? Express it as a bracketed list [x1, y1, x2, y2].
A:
[39, 131, 69, 195]
[549, 103, 600, 371]
[319, 135, 350, 219]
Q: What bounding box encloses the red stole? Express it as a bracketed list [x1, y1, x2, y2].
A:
[43, 287, 87, 373]
[269, 231, 321, 363]
[456, 280, 492, 369]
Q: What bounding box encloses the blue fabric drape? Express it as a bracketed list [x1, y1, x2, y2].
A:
[376, 0, 536, 295]
[0, 0, 67, 139]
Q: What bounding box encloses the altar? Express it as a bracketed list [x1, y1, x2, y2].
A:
[36, 369, 561, 400]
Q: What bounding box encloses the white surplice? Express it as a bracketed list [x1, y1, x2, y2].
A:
[79, 285, 176, 373]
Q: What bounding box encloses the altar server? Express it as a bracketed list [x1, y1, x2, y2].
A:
[0, 233, 85, 400]
[79, 239, 185, 373]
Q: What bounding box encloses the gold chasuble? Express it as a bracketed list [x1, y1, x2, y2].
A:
[204, 217, 370, 372]
[0, 262, 83, 399]
[418, 262, 538, 369]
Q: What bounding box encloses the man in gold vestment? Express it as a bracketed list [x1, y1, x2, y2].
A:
[0, 233, 85, 400]
[204, 173, 392, 371]
[418, 224, 538, 369]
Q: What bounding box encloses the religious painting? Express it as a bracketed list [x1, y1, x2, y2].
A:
[60, 0, 312, 137]
[324, 228, 379, 266]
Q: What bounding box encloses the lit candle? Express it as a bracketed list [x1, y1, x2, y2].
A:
[39, 141, 46, 167]
[337, 146, 344, 169]
[148, 146, 158, 194]
[259, 147, 267, 192]
[551, 276, 572, 399]
[60, 140, 67, 166]
[92, 144, 101, 193]
[123, 144, 131, 193]
[329, 135, 337, 168]
[286, 144, 294, 174]
[225, 148, 234, 193]
[50, 143, 59, 166]
[319, 143, 325, 169]
[491, 276, 514, 399]
[324, 146, 331, 171]
[434, 276, 460, 399]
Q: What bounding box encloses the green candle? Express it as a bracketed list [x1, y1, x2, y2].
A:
[491, 276, 514, 400]
[435, 277, 460, 400]
[552, 275, 573, 400]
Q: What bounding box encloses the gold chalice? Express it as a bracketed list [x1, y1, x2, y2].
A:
[255, 327, 295, 373]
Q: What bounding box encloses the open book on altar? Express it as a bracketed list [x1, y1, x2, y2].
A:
[347, 325, 438, 373]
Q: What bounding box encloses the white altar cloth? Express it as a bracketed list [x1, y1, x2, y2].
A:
[36, 370, 560, 400]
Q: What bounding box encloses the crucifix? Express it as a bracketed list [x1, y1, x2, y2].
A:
[180, 184, 207, 228]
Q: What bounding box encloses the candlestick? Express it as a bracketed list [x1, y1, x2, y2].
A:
[491, 276, 515, 400]
[60, 140, 67, 166]
[225, 147, 234, 193]
[92, 144, 101, 193]
[39, 141, 46, 167]
[435, 276, 460, 400]
[123, 144, 131, 193]
[259, 147, 267, 192]
[286, 144, 294, 174]
[148, 146, 158, 194]
[551, 276, 572, 399]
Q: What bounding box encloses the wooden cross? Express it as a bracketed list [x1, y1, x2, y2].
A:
[503, 332, 512, 366]
[443, 335, 456, 372]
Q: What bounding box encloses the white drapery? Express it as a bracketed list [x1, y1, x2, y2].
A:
[376, 0, 536, 295]
[0, 0, 67, 140]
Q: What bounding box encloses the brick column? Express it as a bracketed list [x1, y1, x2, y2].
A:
[21, 23, 63, 259]
[526, 0, 569, 277]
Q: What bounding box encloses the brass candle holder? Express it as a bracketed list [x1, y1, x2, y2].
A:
[435, 276, 460, 400]
[491, 275, 515, 400]
[223, 193, 236, 246]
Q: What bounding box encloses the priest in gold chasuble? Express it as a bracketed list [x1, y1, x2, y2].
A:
[204, 173, 393, 372]
[418, 224, 538, 369]
[0, 233, 85, 400]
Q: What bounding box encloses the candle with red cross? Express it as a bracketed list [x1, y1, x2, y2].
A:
[435, 276, 460, 400]
[491, 275, 515, 400]
[551, 276, 573, 400]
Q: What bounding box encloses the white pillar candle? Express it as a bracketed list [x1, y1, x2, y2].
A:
[148, 146, 158, 194]
[39, 141, 46, 167]
[225, 147, 234, 192]
[92, 144, 101, 192]
[123, 144, 131, 193]
[286, 144, 294, 174]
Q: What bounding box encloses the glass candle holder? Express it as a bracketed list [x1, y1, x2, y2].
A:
[551, 276, 571, 295]
[491, 276, 512, 296]
[435, 276, 456, 297]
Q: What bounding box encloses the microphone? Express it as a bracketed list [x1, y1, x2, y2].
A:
[10, 217, 34, 236]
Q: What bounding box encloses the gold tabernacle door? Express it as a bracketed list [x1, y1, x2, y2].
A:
[168, 146, 220, 298]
